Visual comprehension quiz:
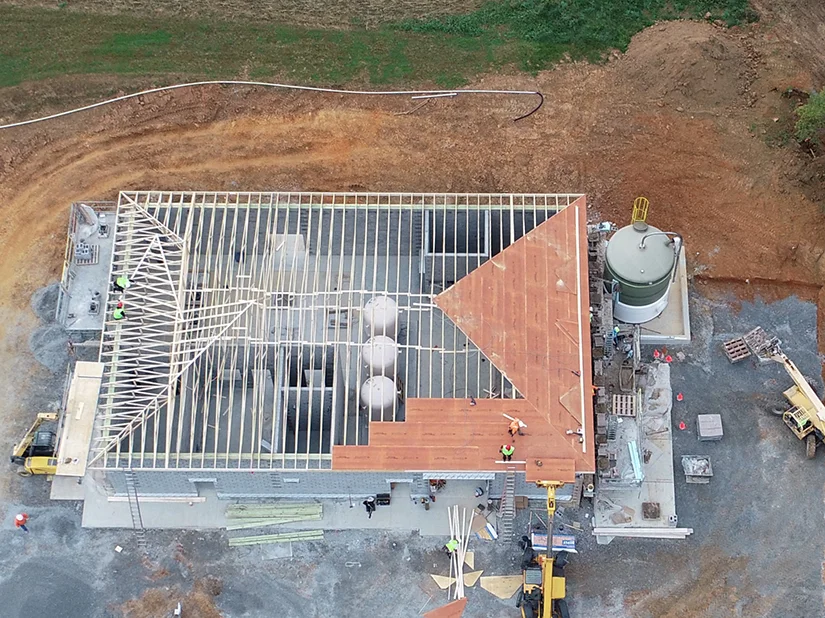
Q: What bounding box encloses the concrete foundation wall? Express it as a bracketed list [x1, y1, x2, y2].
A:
[104, 469, 393, 499]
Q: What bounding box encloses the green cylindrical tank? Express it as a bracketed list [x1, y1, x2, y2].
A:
[605, 222, 677, 309]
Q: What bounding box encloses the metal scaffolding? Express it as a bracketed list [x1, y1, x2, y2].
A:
[89, 191, 582, 470]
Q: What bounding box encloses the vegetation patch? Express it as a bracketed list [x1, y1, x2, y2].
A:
[794, 90, 825, 148]
[0, 2, 757, 89]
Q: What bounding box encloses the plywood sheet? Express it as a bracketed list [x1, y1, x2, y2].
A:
[463, 570, 483, 587]
[434, 199, 594, 473]
[423, 598, 467, 618]
[430, 574, 456, 590]
[480, 575, 522, 599]
[525, 457, 576, 484]
[331, 199, 595, 478]
[56, 361, 104, 477]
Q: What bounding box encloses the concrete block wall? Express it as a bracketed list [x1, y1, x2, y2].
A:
[105, 469, 392, 499]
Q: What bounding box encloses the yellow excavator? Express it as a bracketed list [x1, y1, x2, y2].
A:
[769, 348, 825, 459]
[10, 412, 59, 476]
[516, 480, 570, 618]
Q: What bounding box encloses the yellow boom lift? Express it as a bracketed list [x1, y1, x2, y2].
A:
[10, 412, 59, 476]
[516, 480, 570, 618]
[769, 348, 825, 459]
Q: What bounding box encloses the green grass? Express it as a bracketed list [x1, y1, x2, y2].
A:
[0, 2, 757, 89]
[396, 0, 758, 69]
[795, 90, 825, 147]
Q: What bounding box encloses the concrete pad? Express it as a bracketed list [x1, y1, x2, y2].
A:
[81, 476, 486, 534]
[639, 249, 690, 345]
[50, 475, 86, 501]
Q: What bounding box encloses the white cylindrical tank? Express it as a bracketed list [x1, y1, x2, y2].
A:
[361, 335, 397, 375]
[360, 376, 396, 413]
[363, 295, 398, 337]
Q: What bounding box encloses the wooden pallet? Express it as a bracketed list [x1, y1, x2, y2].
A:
[612, 393, 636, 417]
[742, 326, 780, 356]
[722, 337, 751, 363]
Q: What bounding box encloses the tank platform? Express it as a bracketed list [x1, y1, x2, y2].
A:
[637, 248, 691, 345]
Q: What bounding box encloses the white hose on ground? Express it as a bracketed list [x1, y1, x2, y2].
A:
[0, 79, 545, 130]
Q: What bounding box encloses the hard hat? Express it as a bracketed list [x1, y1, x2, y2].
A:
[15, 514, 25, 521]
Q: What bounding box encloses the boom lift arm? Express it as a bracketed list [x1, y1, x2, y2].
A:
[768, 348, 825, 458]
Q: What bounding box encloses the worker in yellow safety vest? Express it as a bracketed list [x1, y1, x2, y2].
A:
[114, 275, 131, 291]
[444, 538, 459, 554]
[500, 444, 515, 462]
[113, 301, 126, 320]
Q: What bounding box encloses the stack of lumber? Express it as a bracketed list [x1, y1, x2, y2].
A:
[225, 503, 322, 530]
[229, 530, 324, 546]
[447, 505, 475, 600]
[225, 503, 323, 546]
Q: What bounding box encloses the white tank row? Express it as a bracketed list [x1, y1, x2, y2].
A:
[360, 295, 400, 412]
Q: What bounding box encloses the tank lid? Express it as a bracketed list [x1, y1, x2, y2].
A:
[605, 223, 675, 284]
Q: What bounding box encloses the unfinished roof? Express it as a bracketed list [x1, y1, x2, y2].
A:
[333, 198, 593, 478]
[89, 191, 583, 470]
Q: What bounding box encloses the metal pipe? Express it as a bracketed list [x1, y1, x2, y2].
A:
[0, 80, 544, 129]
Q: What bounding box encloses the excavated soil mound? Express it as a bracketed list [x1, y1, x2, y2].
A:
[619, 21, 750, 110]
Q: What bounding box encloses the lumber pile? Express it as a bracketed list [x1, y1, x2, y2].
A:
[225, 503, 323, 545]
[591, 527, 693, 539]
[446, 505, 475, 600]
[228, 530, 324, 546]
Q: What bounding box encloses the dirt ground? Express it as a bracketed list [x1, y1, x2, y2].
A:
[0, 0, 487, 27]
[1, 3, 825, 617]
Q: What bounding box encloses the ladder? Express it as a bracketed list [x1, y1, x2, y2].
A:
[631, 196, 649, 224]
[567, 475, 584, 509]
[499, 468, 517, 542]
[124, 469, 147, 552]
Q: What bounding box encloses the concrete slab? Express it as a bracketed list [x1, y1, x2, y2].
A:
[594, 363, 677, 538]
[50, 475, 86, 501]
[62, 210, 116, 332]
[81, 476, 487, 535]
[638, 249, 690, 345]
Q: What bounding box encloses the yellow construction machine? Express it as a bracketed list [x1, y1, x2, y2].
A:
[516, 481, 570, 618]
[10, 412, 59, 476]
[769, 349, 825, 459]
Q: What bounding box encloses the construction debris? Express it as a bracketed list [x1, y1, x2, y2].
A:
[228, 530, 323, 546]
[682, 455, 713, 484]
[479, 575, 522, 599]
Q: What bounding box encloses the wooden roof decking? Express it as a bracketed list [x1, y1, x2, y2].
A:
[332, 197, 593, 478]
